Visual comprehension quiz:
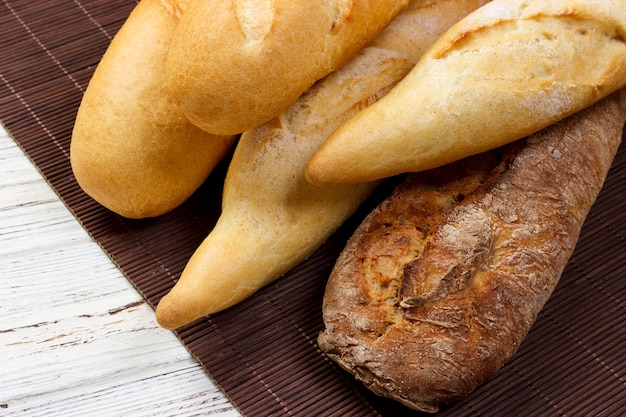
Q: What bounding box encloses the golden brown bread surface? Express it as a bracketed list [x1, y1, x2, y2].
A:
[165, 0, 412, 135]
[306, 0, 626, 185]
[317, 90, 626, 412]
[155, 0, 489, 330]
[70, 0, 234, 219]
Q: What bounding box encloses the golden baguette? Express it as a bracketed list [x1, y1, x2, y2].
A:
[155, 0, 490, 329]
[318, 90, 626, 412]
[165, 0, 412, 135]
[306, 0, 626, 185]
[71, 0, 234, 219]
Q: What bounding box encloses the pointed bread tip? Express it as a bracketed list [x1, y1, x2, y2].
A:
[155, 294, 196, 330]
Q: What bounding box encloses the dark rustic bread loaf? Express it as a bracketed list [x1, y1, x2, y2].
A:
[317, 90, 626, 412]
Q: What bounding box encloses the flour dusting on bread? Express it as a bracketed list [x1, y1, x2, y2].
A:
[318, 90, 626, 412]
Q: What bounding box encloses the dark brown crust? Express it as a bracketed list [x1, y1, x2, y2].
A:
[317, 90, 626, 412]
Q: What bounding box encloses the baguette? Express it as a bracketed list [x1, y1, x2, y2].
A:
[165, 0, 412, 135]
[155, 0, 489, 329]
[306, 0, 626, 185]
[317, 90, 626, 412]
[71, 0, 234, 219]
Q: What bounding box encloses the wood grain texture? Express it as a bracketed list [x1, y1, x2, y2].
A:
[0, 127, 241, 417]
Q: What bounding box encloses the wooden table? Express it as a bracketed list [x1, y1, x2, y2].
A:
[0, 125, 241, 416]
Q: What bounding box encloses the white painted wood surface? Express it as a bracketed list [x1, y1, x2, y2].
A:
[0, 125, 241, 416]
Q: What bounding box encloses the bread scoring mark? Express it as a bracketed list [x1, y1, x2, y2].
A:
[158, 0, 188, 20]
[328, 0, 353, 33]
[434, 5, 626, 62]
[400, 207, 496, 308]
[389, 149, 517, 315]
[233, 0, 275, 42]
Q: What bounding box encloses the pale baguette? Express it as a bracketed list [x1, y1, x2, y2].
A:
[165, 0, 412, 135]
[71, 0, 234, 219]
[306, 0, 626, 185]
[318, 89, 626, 412]
[155, 0, 489, 329]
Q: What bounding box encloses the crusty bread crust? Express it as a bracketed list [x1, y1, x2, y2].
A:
[307, 0, 626, 185]
[165, 0, 412, 135]
[317, 90, 626, 412]
[71, 0, 234, 219]
[156, 0, 490, 329]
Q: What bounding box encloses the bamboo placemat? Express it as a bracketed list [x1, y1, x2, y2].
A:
[1, 1, 625, 415]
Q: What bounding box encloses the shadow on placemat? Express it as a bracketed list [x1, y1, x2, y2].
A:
[1, 1, 625, 416]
